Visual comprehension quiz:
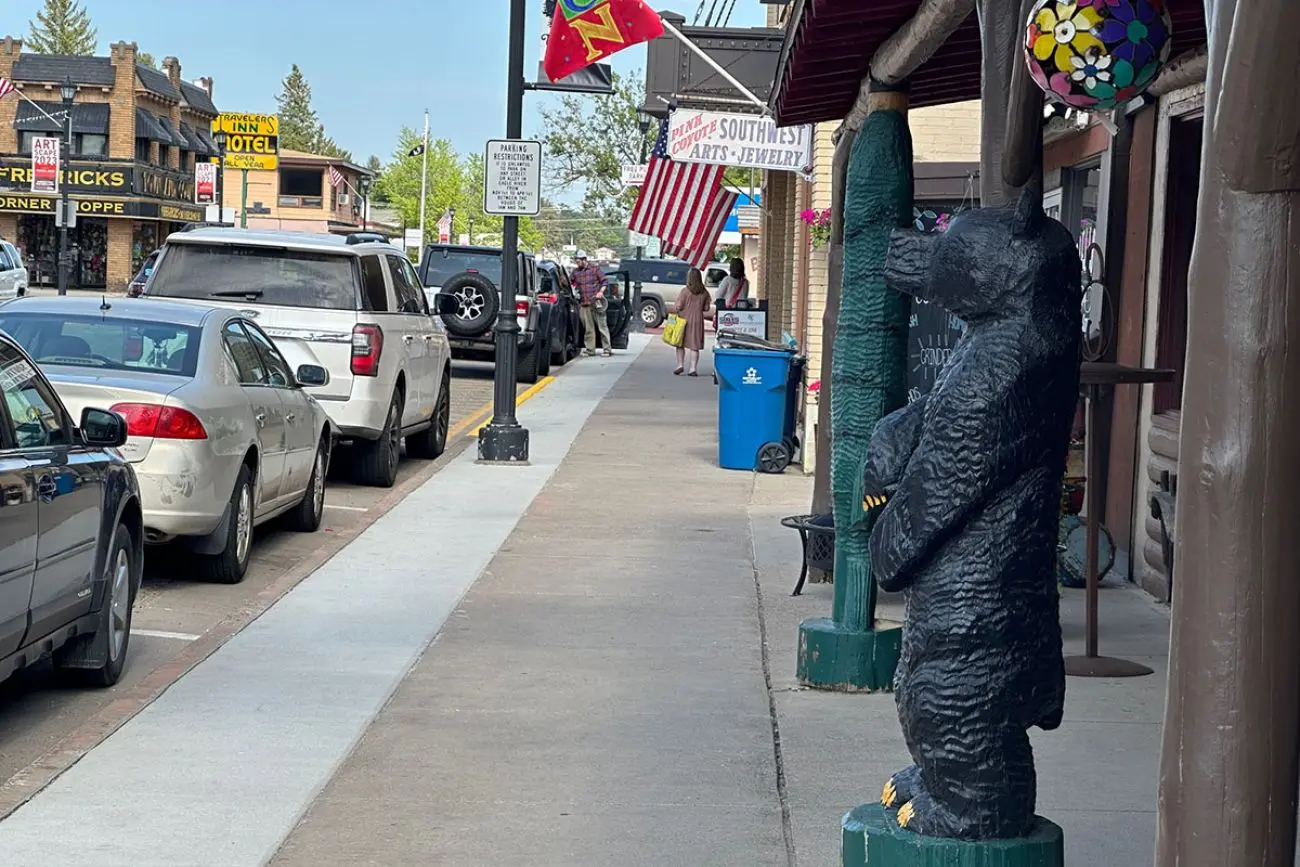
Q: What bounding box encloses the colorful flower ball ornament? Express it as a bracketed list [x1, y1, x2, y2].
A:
[1024, 0, 1173, 110]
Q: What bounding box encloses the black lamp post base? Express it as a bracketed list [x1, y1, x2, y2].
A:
[477, 424, 530, 464]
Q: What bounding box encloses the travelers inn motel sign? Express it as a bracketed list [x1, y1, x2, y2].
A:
[212, 113, 280, 172]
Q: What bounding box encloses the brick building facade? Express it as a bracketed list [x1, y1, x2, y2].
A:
[0, 38, 218, 290]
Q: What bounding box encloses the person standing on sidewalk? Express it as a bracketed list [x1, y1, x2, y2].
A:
[572, 251, 611, 357]
[673, 268, 713, 377]
[714, 258, 750, 310]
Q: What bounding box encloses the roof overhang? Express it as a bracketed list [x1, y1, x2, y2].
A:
[772, 0, 1209, 127]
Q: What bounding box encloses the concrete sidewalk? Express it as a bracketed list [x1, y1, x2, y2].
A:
[0, 336, 1174, 865]
[270, 339, 1172, 866]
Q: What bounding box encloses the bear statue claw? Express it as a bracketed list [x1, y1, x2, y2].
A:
[882, 764, 923, 809]
[863, 493, 889, 510]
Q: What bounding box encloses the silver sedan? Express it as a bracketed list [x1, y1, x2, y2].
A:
[0, 296, 334, 584]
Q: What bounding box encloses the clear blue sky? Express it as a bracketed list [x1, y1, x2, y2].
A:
[9, 0, 768, 165]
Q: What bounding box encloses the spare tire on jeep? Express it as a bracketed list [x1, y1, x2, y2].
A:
[440, 271, 500, 337]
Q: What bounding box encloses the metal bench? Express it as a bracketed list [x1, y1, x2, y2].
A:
[1149, 470, 1177, 603]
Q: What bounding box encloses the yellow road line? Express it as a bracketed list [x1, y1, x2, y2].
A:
[446, 397, 496, 441]
[469, 376, 555, 437]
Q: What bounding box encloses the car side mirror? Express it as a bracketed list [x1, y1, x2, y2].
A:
[295, 364, 330, 388]
[81, 407, 127, 448]
[432, 292, 460, 316]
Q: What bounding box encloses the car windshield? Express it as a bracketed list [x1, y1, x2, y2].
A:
[148, 243, 358, 310]
[0, 313, 201, 377]
[423, 250, 502, 287]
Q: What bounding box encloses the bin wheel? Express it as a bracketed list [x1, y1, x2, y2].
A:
[783, 436, 797, 456]
[757, 441, 792, 474]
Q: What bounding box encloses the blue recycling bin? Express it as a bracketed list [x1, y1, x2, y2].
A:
[714, 346, 794, 472]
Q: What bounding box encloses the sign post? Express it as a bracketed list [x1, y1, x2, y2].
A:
[211, 113, 279, 229]
[478, 0, 535, 466]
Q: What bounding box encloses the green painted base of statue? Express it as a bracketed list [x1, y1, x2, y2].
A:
[842, 804, 1064, 867]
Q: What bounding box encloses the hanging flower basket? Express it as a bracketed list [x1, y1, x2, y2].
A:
[800, 207, 832, 249]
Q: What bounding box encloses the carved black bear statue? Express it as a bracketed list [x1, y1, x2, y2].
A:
[862, 189, 1082, 840]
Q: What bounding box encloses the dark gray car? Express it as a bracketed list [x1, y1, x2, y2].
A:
[0, 329, 143, 687]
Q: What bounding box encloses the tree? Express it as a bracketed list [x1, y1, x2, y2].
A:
[137, 52, 158, 70]
[539, 70, 653, 218]
[377, 127, 465, 234]
[275, 65, 351, 159]
[26, 0, 96, 55]
[366, 156, 388, 204]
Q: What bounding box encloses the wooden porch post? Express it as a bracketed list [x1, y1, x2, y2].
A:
[1156, 0, 1300, 862]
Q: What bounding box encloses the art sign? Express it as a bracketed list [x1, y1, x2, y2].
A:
[667, 109, 812, 174]
[195, 162, 218, 205]
[30, 136, 59, 194]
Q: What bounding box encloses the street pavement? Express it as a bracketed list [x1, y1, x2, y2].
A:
[0, 336, 1177, 865]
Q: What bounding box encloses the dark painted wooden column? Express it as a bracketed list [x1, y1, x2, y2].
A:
[1156, 0, 1300, 862]
[977, 0, 1026, 206]
[811, 127, 859, 518]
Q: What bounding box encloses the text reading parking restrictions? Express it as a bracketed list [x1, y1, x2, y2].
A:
[483, 139, 542, 216]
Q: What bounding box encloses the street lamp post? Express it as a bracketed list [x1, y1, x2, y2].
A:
[449, 207, 457, 243]
[358, 174, 372, 231]
[477, 0, 530, 464]
[212, 130, 227, 224]
[56, 77, 75, 297]
[631, 111, 652, 332]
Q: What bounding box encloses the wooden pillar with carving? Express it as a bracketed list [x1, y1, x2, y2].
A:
[1156, 0, 1300, 863]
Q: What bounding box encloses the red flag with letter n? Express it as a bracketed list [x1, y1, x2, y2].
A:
[543, 0, 664, 83]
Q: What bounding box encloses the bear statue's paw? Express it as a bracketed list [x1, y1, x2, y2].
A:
[882, 765, 922, 809]
[895, 791, 938, 834]
[862, 493, 889, 511]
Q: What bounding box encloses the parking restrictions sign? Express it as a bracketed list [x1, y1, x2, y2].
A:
[483, 139, 541, 216]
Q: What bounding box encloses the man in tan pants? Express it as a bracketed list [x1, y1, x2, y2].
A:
[571, 251, 611, 356]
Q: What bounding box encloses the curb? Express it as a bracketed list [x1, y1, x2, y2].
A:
[0, 434, 475, 821]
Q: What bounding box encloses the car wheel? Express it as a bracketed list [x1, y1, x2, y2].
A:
[407, 370, 450, 459]
[55, 522, 137, 687]
[355, 390, 402, 488]
[516, 340, 541, 385]
[640, 298, 665, 329]
[200, 464, 255, 584]
[440, 272, 500, 337]
[286, 437, 328, 532]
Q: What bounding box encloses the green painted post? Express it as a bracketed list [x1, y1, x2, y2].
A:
[797, 98, 913, 691]
[240, 168, 249, 229]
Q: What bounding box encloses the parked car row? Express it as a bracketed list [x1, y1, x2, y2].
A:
[0, 228, 465, 699]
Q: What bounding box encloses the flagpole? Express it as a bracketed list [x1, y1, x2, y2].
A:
[417, 110, 430, 252]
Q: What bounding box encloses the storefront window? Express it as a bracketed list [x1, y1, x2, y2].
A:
[131, 222, 160, 273]
[17, 216, 108, 289]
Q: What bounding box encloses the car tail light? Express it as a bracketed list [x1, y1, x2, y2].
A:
[109, 403, 208, 440]
[537, 292, 557, 304]
[516, 300, 530, 317]
[351, 324, 383, 376]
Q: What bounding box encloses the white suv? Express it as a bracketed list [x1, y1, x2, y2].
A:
[142, 228, 454, 488]
[0, 241, 28, 299]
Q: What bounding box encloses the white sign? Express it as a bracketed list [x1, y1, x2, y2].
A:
[668, 109, 813, 174]
[627, 231, 662, 257]
[404, 228, 424, 250]
[195, 161, 218, 205]
[484, 139, 541, 216]
[31, 136, 59, 194]
[620, 163, 648, 187]
[717, 309, 767, 340]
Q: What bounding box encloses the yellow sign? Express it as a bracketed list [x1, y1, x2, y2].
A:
[212, 113, 280, 171]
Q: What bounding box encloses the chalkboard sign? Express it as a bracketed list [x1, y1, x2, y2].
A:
[906, 205, 968, 404]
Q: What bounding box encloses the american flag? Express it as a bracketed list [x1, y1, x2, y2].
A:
[661, 187, 737, 268]
[629, 118, 733, 257]
[328, 165, 344, 188]
[0, 77, 14, 100]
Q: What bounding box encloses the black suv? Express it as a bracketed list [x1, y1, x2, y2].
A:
[417, 245, 549, 384]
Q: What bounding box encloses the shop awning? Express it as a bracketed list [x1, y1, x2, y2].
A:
[192, 127, 219, 156]
[12, 101, 110, 135]
[772, 0, 1210, 126]
[155, 116, 186, 148]
[134, 108, 169, 143]
[177, 121, 210, 155]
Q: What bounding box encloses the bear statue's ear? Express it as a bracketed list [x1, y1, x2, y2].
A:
[1012, 187, 1043, 238]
